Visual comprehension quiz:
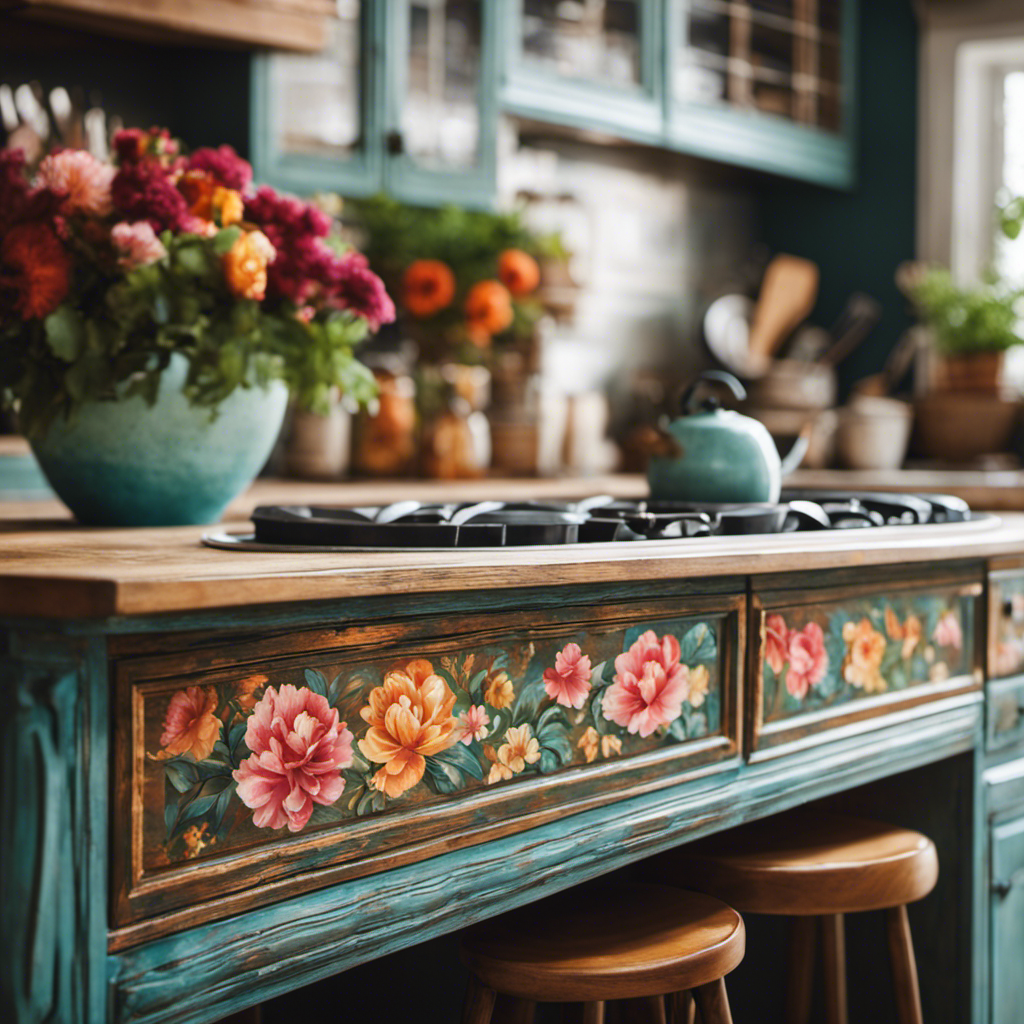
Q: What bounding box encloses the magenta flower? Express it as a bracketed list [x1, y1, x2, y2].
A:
[232, 684, 353, 833]
[543, 642, 593, 709]
[456, 705, 491, 745]
[186, 144, 252, 192]
[785, 622, 828, 699]
[602, 631, 690, 737]
[110, 160, 196, 234]
[933, 611, 963, 651]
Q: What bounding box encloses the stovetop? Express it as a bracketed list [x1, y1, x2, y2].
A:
[202, 490, 981, 552]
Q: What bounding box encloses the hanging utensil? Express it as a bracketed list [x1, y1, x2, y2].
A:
[820, 292, 882, 366]
[747, 254, 820, 360]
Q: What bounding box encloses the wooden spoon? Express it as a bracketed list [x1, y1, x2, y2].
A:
[748, 254, 820, 359]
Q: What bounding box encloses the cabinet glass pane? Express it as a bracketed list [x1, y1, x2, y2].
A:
[272, 0, 362, 160]
[401, 0, 482, 171]
[521, 0, 642, 87]
[680, 0, 843, 133]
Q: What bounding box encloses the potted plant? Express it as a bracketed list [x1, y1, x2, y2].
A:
[0, 128, 393, 524]
[348, 195, 562, 476]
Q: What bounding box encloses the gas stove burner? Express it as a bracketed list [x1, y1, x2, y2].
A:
[206, 490, 983, 551]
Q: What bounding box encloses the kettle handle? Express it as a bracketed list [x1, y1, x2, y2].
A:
[680, 370, 748, 413]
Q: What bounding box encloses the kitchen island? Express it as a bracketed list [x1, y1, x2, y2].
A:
[3, 501, 1024, 1024]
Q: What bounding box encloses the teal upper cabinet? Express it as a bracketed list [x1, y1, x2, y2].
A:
[665, 0, 857, 187]
[252, 1, 498, 208]
[501, 0, 663, 142]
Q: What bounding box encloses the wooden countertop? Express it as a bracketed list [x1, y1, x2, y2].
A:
[1, 475, 1023, 619]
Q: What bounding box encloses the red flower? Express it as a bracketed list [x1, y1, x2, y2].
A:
[186, 145, 252, 192]
[111, 161, 195, 234]
[0, 149, 65, 236]
[0, 223, 71, 320]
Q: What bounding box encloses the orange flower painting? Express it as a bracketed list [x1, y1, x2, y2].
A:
[159, 686, 221, 761]
[842, 618, 887, 693]
[358, 667, 459, 797]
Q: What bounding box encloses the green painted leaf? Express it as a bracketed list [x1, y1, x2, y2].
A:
[164, 759, 199, 793]
[468, 669, 488, 694]
[668, 717, 688, 741]
[431, 741, 485, 781]
[678, 622, 717, 665]
[303, 668, 329, 697]
[422, 757, 462, 794]
[308, 802, 346, 827]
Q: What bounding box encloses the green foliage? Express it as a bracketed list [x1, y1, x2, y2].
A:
[900, 264, 1023, 355]
[1, 228, 377, 437]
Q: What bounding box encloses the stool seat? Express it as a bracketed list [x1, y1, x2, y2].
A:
[459, 882, 745, 1004]
[664, 811, 939, 915]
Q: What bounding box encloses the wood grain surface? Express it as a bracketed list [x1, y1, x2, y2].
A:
[0, 487, 1022, 619]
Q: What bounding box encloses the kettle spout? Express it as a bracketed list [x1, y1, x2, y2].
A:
[779, 423, 812, 477]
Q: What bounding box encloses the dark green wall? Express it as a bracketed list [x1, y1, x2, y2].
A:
[758, 0, 920, 394]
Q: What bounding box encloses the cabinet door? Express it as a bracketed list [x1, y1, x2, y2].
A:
[666, 0, 856, 187]
[383, 0, 498, 208]
[251, 0, 383, 196]
[992, 812, 1024, 1023]
[502, 0, 663, 142]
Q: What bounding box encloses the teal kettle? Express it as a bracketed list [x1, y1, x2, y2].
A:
[646, 371, 807, 504]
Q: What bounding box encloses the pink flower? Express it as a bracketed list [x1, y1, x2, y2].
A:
[37, 149, 115, 217]
[111, 220, 167, 269]
[785, 622, 829, 699]
[543, 642, 593, 709]
[232, 684, 353, 833]
[765, 614, 789, 675]
[602, 631, 689, 737]
[456, 705, 491, 745]
[933, 611, 963, 651]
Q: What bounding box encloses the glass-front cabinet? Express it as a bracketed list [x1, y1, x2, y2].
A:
[253, 0, 497, 207]
[502, 0, 662, 140]
[666, 0, 855, 186]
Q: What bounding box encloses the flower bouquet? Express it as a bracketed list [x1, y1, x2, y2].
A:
[0, 127, 394, 524]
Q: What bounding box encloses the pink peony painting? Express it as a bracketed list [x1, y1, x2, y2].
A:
[542, 642, 593, 709]
[233, 684, 354, 832]
[785, 622, 829, 699]
[602, 631, 691, 737]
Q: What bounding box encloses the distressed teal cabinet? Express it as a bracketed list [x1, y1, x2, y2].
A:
[253, 0, 499, 208]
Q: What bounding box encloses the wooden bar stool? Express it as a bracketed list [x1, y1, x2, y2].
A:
[459, 882, 745, 1024]
[649, 811, 939, 1024]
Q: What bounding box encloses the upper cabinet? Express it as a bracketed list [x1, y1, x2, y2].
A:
[501, 0, 663, 141]
[666, 0, 856, 187]
[253, 0, 856, 205]
[0, 0, 335, 50]
[253, 0, 498, 208]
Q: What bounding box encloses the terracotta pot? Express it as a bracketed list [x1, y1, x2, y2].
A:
[933, 351, 1005, 393]
[913, 391, 1019, 462]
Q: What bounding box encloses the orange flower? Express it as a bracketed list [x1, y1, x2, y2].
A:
[403, 259, 455, 317]
[498, 248, 540, 296]
[357, 667, 458, 797]
[486, 724, 540, 783]
[0, 223, 71, 320]
[577, 726, 599, 764]
[464, 279, 513, 336]
[235, 673, 268, 712]
[158, 686, 221, 761]
[223, 230, 275, 301]
[483, 670, 515, 710]
[842, 618, 887, 693]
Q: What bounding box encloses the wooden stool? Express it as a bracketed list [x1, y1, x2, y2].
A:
[459, 882, 745, 1024]
[652, 811, 939, 1024]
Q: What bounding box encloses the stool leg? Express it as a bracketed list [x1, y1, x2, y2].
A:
[887, 904, 924, 1024]
[821, 913, 848, 1024]
[582, 1001, 605, 1024]
[692, 978, 734, 1024]
[493, 997, 536, 1024]
[671, 991, 696, 1024]
[463, 977, 497, 1024]
[785, 916, 817, 1024]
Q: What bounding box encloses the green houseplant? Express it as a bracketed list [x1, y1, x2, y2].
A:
[0, 129, 392, 524]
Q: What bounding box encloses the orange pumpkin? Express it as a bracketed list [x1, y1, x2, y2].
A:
[464, 279, 513, 336]
[497, 248, 540, 296]
[403, 259, 456, 317]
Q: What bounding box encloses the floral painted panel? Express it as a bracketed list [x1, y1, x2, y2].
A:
[141, 616, 722, 866]
[991, 574, 1024, 678]
[761, 586, 975, 725]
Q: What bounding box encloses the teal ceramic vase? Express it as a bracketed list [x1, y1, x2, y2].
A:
[29, 355, 289, 526]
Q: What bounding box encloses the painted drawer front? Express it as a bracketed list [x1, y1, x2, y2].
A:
[752, 576, 982, 756]
[113, 597, 742, 935]
[989, 675, 1024, 752]
[990, 571, 1024, 679]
